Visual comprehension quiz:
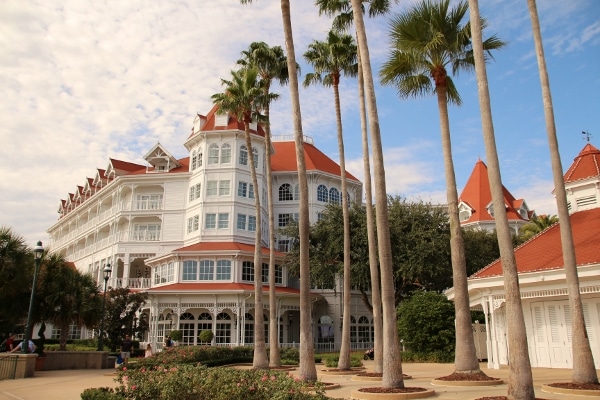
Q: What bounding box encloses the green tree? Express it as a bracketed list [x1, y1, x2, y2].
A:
[397, 291, 455, 353]
[468, 0, 534, 397]
[527, 0, 598, 385]
[237, 41, 289, 368]
[0, 227, 33, 335]
[519, 214, 558, 241]
[102, 287, 148, 352]
[462, 229, 500, 276]
[380, 0, 504, 375]
[212, 67, 272, 369]
[303, 29, 357, 370]
[39, 253, 102, 350]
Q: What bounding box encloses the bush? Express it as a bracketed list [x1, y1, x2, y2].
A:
[81, 387, 122, 400]
[322, 355, 362, 368]
[397, 291, 455, 354]
[169, 330, 183, 341]
[401, 350, 454, 363]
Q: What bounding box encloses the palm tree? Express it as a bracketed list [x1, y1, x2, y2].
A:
[519, 214, 558, 241]
[237, 41, 290, 368]
[212, 67, 271, 369]
[303, 29, 357, 370]
[379, 0, 504, 376]
[350, 0, 404, 388]
[527, 0, 598, 385]
[468, 0, 534, 397]
[315, 0, 394, 374]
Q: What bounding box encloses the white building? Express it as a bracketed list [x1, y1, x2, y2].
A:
[47, 105, 373, 351]
[447, 143, 600, 369]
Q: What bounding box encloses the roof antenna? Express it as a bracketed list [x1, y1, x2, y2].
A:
[582, 130, 592, 142]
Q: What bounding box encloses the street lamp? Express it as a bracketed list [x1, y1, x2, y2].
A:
[23, 241, 43, 354]
[97, 263, 112, 351]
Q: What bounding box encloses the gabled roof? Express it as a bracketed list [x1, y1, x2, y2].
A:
[173, 241, 284, 257]
[187, 104, 265, 139]
[143, 142, 182, 170]
[271, 141, 359, 182]
[107, 158, 146, 176]
[458, 159, 528, 224]
[563, 143, 600, 183]
[471, 207, 600, 279]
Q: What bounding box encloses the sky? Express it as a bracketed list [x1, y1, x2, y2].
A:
[1, 0, 599, 248]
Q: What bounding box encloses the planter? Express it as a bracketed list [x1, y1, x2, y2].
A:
[35, 355, 46, 371]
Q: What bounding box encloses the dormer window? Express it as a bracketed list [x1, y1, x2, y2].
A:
[215, 114, 228, 127]
[458, 203, 472, 222]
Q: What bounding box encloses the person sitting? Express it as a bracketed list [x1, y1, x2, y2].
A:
[10, 339, 36, 353]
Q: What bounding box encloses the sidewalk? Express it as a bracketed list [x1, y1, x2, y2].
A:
[0, 362, 589, 400]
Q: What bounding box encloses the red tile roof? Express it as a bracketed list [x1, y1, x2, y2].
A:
[459, 160, 528, 223]
[173, 241, 284, 257]
[271, 141, 359, 181]
[109, 159, 146, 173]
[147, 282, 300, 294]
[471, 207, 600, 278]
[563, 143, 600, 183]
[188, 104, 265, 139]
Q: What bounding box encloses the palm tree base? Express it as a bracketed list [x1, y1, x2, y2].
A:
[351, 387, 435, 399]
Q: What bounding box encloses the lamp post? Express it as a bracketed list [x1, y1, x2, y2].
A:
[22, 241, 44, 354]
[97, 263, 112, 351]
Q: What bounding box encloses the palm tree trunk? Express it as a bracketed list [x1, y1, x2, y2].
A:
[264, 92, 281, 368]
[358, 44, 383, 374]
[350, 0, 403, 388]
[280, 0, 317, 381]
[468, 0, 534, 398]
[333, 82, 352, 370]
[435, 87, 480, 373]
[527, 0, 598, 384]
[246, 121, 268, 369]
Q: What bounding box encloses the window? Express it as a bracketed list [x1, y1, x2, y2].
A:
[216, 260, 231, 280]
[199, 260, 214, 280]
[357, 316, 371, 342]
[279, 183, 293, 201]
[218, 213, 229, 229]
[137, 194, 162, 210]
[193, 215, 199, 231]
[317, 184, 328, 202]
[278, 213, 293, 227]
[197, 313, 213, 344]
[261, 263, 269, 283]
[239, 145, 248, 166]
[180, 313, 196, 345]
[244, 313, 254, 344]
[187, 217, 193, 233]
[237, 213, 247, 230]
[249, 183, 255, 199]
[278, 239, 291, 252]
[182, 260, 198, 281]
[206, 181, 218, 196]
[187, 215, 199, 233]
[294, 184, 299, 200]
[189, 187, 195, 202]
[248, 215, 256, 231]
[238, 181, 248, 197]
[252, 147, 259, 167]
[219, 180, 230, 196]
[191, 150, 197, 170]
[329, 188, 340, 204]
[317, 212, 325, 222]
[167, 262, 174, 282]
[275, 265, 282, 284]
[221, 143, 232, 163]
[215, 312, 232, 344]
[242, 261, 254, 281]
[198, 152, 203, 167]
[132, 224, 161, 241]
[208, 144, 219, 164]
[205, 214, 216, 229]
[195, 183, 201, 200]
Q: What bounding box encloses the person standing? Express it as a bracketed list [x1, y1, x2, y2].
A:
[164, 335, 173, 350]
[120, 335, 132, 365]
[145, 343, 153, 358]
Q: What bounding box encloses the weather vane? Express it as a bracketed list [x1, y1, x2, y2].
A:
[582, 130, 592, 142]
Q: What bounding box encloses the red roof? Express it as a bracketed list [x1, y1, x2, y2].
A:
[459, 160, 528, 224]
[109, 159, 146, 173]
[563, 143, 600, 183]
[471, 207, 600, 278]
[147, 282, 300, 294]
[271, 141, 359, 181]
[188, 104, 265, 138]
[173, 241, 284, 257]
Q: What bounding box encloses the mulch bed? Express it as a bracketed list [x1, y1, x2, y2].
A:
[474, 398, 548, 400]
[355, 372, 412, 378]
[358, 387, 428, 393]
[548, 382, 600, 390]
[436, 371, 501, 382]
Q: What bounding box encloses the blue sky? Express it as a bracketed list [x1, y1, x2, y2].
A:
[1, 0, 599, 247]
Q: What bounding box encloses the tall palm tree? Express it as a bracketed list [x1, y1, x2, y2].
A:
[468, 0, 534, 397]
[212, 67, 272, 369]
[303, 29, 357, 370]
[237, 41, 290, 368]
[379, 0, 504, 375]
[519, 214, 558, 241]
[315, 0, 394, 374]
[527, 0, 598, 385]
[239, 0, 317, 381]
[350, 0, 404, 388]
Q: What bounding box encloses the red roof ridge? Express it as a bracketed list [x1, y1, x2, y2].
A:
[563, 143, 600, 183]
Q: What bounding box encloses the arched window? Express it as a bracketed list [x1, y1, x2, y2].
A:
[317, 315, 334, 343]
[329, 188, 340, 204]
[208, 144, 219, 165]
[279, 183, 293, 201]
[244, 313, 254, 344]
[317, 185, 328, 202]
[239, 145, 248, 166]
[180, 312, 195, 345]
[215, 312, 232, 344]
[221, 143, 232, 163]
[358, 316, 371, 343]
[350, 316, 357, 342]
[197, 312, 213, 345]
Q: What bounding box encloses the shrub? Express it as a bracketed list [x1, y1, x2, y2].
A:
[198, 330, 214, 344]
[322, 355, 362, 368]
[80, 387, 122, 400]
[401, 350, 454, 363]
[397, 291, 455, 353]
[169, 330, 183, 341]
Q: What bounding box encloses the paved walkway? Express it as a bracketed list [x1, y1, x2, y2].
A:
[0, 361, 593, 400]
